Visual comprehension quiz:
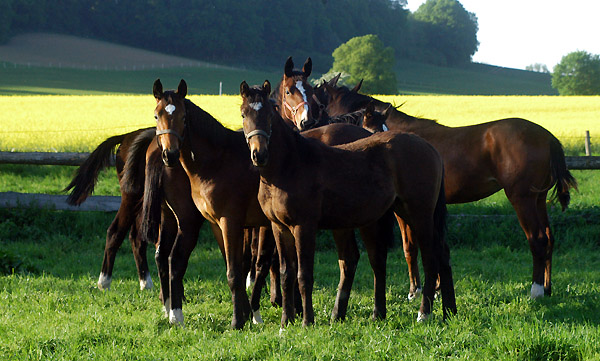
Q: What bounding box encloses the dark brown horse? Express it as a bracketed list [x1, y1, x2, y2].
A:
[321, 81, 578, 299]
[240, 80, 456, 327]
[65, 128, 157, 291]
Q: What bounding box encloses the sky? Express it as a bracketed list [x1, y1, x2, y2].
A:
[406, 0, 600, 70]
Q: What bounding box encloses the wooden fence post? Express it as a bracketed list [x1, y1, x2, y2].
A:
[585, 130, 591, 156]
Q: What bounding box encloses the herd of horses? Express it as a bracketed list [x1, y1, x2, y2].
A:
[65, 57, 577, 330]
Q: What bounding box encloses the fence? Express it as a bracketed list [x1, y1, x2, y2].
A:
[1, 151, 600, 212]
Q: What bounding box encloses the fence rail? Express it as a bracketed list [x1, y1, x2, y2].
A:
[1, 152, 599, 212]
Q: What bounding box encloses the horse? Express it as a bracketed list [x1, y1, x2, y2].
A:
[240, 80, 456, 327]
[64, 127, 217, 322]
[321, 81, 578, 299]
[64, 128, 157, 291]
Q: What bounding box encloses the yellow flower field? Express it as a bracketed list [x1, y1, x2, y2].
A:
[0, 95, 598, 152]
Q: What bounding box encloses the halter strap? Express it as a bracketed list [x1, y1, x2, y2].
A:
[244, 129, 271, 144]
[283, 99, 307, 116]
[155, 128, 184, 144]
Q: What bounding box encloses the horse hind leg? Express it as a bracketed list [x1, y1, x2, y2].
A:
[396, 215, 422, 301]
[508, 193, 549, 299]
[537, 193, 554, 296]
[249, 226, 277, 324]
[330, 228, 360, 322]
[131, 212, 152, 290]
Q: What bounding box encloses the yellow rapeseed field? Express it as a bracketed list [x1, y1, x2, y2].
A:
[0, 95, 598, 152]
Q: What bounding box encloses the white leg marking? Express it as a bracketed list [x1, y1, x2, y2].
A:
[163, 297, 171, 318]
[252, 310, 264, 324]
[97, 273, 111, 290]
[169, 308, 184, 325]
[246, 273, 255, 291]
[417, 311, 428, 322]
[407, 287, 422, 301]
[530, 282, 545, 299]
[139, 273, 154, 290]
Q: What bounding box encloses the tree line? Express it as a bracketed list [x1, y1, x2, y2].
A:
[0, 0, 479, 71]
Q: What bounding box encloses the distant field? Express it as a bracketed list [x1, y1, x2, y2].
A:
[0, 95, 598, 154]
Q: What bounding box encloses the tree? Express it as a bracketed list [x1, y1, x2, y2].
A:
[412, 0, 478, 65]
[330, 34, 397, 94]
[526, 63, 549, 73]
[552, 51, 600, 95]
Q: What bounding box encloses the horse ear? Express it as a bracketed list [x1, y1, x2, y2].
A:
[177, 79, 187, 98]
[382, 104, 392, 118]
[302, 57, 312, 77]
[323, 80, 337, 96]
[284, 56, 294, 78]
[351, 79, 363, 93]
[262, 80, 271, 97]
[153, 79, 163, 100]
[365, 101, 375, 116]
[240, 81, 250, 98]
[329, 73, 341, 87]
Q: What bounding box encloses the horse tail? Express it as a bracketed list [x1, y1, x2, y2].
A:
[140, 147, 164, 244]
[64, 133, 125, 205]
[121, 128, 156, 195]
[549, 136, 578, 211]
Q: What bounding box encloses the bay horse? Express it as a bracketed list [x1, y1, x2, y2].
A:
[321, 81, 578, 299]
[240, 80, 456, 327]
[65, 128, 157, 291]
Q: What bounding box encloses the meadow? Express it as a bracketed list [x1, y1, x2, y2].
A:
[1, 94, 600, 359]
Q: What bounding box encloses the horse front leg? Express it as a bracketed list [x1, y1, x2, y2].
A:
[271, 222, 297, 328]
[293, 224, 317, 327]
[249, 226, 276, 324]
[131, 211, 152, 290]
[330, 229, 359, 322]
[155, 204, 178, 317]
[219, 218, 251, 329]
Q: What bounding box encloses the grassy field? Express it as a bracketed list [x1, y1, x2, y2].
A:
[0, 94, 598, 154]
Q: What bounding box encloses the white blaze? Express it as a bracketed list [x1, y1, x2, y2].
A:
[165, 104, 176, 115]
[296, 81, 309, 122]
[249, 102, 263, 111]
[383, 124, 389, 132]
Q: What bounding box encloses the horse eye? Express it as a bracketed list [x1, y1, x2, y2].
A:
[154, 114, 158, 121]
[285, 89, 291, 95]
[241, 113, 246, 119]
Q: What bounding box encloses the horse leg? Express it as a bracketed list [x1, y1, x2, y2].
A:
[269, 242, 282, 308]
[130, 211, 152, 290]
[437, 234, 457, 320]
[537, 192, 554, 296]
[409, 218, 438, 322]
[249, 226, 276, 324]
[155, 203, 178, 317]
[98, 195, 136, 290]
[219, 218, 251, 329]
[272, 222, 298, 328]
[330, 228, 359, 322]
[244, 227, 259, 290]
[396, 215, 421, 301]
[293, 225, 317, 327]
[508, 192, 548, 299]
[361, 211, 394, 320]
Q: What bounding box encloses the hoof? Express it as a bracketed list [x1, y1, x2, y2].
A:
[252, 310, 264, 324]
[97, 273, 111, 290]
[169, 308, 184, 326]
[530, 283, 545, 299]
[407, 287, 422, 302]
[417, 311, 429, 322]
[139, 274, 153, 290]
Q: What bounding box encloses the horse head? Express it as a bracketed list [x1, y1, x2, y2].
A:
[278, 56, 317, 131]
[153, 78, 187, 167]
[363, 102, 391, 133]
[240, 80, 274, 167]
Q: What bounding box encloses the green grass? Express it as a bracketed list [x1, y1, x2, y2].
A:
[0, 204, 598, 360]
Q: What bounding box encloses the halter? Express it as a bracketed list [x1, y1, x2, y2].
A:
[244, 128, 271, 144]
[282, 84, 308, 126]
[155, 110, 186, 149]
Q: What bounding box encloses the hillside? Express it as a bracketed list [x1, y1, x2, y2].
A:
[0, 33, 556, 95]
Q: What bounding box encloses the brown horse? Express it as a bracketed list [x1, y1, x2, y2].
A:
[240, 80, 456, 327]
[321, 81, 578, 299]
[65, 128, 157, 291]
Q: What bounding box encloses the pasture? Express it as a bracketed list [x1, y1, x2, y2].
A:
[1, 93, 600, 359]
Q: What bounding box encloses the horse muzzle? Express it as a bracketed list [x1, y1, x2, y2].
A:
[162, 148, 180, 167]
[251, 148, 269, 167]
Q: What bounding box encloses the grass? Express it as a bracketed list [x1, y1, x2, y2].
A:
[0, 204, 598, 360]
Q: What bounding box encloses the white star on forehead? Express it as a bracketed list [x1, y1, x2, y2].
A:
[249, 102, 263, 111]
[165, 104, 176, 115]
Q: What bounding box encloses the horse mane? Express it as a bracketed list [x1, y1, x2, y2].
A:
[183, 98, 246, 150]
[121, 128, 156, 195]
[327, 109, 365, 127]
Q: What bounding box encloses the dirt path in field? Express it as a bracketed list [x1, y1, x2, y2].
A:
[0, 33, 227, 70]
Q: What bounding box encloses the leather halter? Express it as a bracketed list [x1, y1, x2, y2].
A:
[155, 111, 186, 148]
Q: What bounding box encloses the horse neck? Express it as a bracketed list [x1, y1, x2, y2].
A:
[262, 113, 310, 177]
[184, 100, 248, 165]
